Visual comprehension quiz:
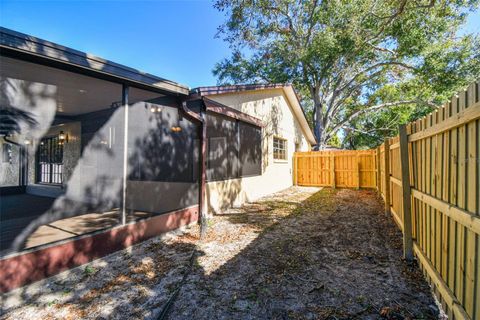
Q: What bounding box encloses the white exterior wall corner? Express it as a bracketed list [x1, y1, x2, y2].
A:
[204, 88, 312, 214]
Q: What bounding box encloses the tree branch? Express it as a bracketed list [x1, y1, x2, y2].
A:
[326, 68, 385, 119]
[366, 0, 408, 43]
[366, 0, 436, 43]
[338, 61, 417, 94]
[329, 99, 437, 137]
[368, 43, 397, 55]
[341, 125, 395, 135]
[304, 0, 318, 46]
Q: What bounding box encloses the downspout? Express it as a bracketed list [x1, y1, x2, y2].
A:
[180, 100, 208, 239]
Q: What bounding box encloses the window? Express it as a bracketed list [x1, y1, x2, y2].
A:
[2, 144, 12, 163]
[37, 136, 64, 184]
[273, 137, 287, 160]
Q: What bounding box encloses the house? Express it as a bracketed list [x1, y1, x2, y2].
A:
[193, 85, 315, 213]
[0, 27, 315, 291]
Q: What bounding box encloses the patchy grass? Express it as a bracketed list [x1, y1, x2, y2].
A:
[82, 266, 97, 277]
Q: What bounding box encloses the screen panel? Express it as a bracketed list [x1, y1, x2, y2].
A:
[239, 122, 262, 177]
[125, 90, 200, 216]
[206, 113, 239, 181]
[0, 56, 126, 254]
[206, 112, 262, 181]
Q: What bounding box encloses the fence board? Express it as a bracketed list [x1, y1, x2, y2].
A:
[376, 79, 479, 319]
[294, 150, 376, 188]
[294, 80, 479, 318]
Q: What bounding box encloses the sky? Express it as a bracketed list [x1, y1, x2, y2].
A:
[0, 1, 479, 89]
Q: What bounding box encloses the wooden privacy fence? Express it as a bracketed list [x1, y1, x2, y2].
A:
[294, 150, 377, 188]
[293, 80, 479, 319]
[377, 80, 480, 320]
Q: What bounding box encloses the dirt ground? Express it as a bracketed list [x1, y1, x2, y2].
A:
[1, 187, 439, 320]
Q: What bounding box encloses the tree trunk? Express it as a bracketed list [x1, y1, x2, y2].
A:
[311, 87, 325, 150]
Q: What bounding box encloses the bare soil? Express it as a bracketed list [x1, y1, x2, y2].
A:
[1, 187, 438, 320]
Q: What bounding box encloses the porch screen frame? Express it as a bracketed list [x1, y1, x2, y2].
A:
[206, 112, 262, 181]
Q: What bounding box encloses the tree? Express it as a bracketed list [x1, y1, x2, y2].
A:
[213, 0, 480, 149]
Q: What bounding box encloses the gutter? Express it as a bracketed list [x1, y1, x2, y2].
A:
[202, 97, 264, 128]
[180, 101, 208, 239]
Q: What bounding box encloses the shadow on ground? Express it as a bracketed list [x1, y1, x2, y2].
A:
[1, 231, 205, 319]
[2, 187, 438, 320]
[170, 188, 438, 320]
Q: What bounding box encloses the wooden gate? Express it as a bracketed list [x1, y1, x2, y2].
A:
[294, 150, 377, 188]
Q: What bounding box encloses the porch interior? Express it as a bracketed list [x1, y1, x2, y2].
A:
[1, 56, 199, 257]
[0, 193, 155, 256]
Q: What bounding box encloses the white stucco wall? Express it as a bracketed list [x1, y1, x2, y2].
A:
[205, 88, 312, 214]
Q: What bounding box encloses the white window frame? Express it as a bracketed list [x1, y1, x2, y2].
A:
[273, 136, 288, 161]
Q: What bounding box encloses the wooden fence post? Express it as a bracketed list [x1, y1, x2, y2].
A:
[399, 124, 413, 261]
[356, 153, 360, 189]
[384, 139, 391, 216]
[331, 153, 336, 189]
[293, 153, 298, 186]
[376, 147, 381, 191]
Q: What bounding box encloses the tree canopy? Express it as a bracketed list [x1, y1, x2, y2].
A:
[213, 0, 480, 149]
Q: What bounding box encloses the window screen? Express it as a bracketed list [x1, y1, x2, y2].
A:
[128, 103, 199, 183]
[125, 92, 200, 217]
[206, 114, 239, 181]
[239, 122, 261, 176]
[273, 137, 287, 160]
[206, 112, 261, 181]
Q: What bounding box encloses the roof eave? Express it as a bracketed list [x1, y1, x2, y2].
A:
[281, 85, 317, 145]
[190, 83, 317, 145]
[0, 27, 190, 96]
[190, 83, 290, 96]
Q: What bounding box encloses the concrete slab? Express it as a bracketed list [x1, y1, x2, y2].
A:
[1, 194, 153, 253]
[25, 225, 76, 249]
